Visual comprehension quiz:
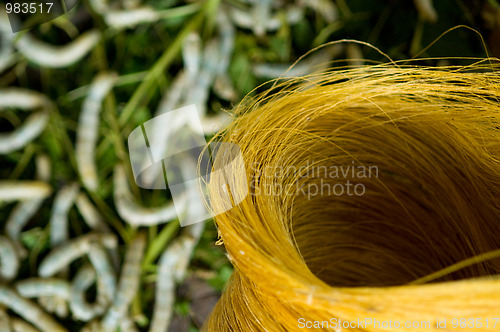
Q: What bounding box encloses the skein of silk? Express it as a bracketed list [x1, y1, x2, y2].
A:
[202, 59, 500, 331]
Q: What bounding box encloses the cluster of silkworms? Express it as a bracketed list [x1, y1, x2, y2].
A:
[0, 0, 438, 331]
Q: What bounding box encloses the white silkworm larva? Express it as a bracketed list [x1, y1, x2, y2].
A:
[185, 42, 231, 133]
[300, 0, 337, 23]
[113, 165, 182, 226]
[0, 236, 20, 281]
[38, 233, 118, 278]
[155, 70, 187, 116]
[88, 0, 156, 25]
[0, 88, 52, 154]
[216, 9, 235, 76]
[76, 72, 117, 191]
[104, 8, 160, 29]
[35, 154, 51, 182]
[0, 112, 50, 154]
[147, 243, 178, 332]
[87, 0, 108, 14]
[0, 286, 67, 332]
[252, 44, 344, 78]
[212, 9, 237, 101]
[15, 279, 70, 299]
[75, 193, 110, 232]
[0, 10, 16, 73]
[0, 88, 52, 110]
[75, 193, 119, 269]
[42, 295, 68, 318]
[36, 296, 57, 317]
[87, 244, 116, 304]
[11, 319, 40, 332]
[15, 30, 101, 68]
[182, 13, 233, 131]
[182, 33, 201, 81]
[70, 264, 107, 321]
[213, 73, 237, 101]
[228, 4, 280, 34]
[140, 71, 188, 188]
[6, 155, 51, 257]
[0, 309, 11, 332]
[50, 183, 80, 248]
[119, 315, 139, 332]
[102, 233, 146, 331]
[149, 222, 204, 332]
[413, 0, 438, 23]
[252, 0, 273, 37]
[187, 41, 217, 116]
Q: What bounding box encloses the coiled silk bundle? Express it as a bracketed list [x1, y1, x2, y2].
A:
[203, 60, 500, 331]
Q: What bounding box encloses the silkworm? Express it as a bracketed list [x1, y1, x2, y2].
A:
[39, 296, 67, 318]
[50, 183, 80, 248]
[213, 73, 237, 101]
[167, 12, 232, 132]
[44, 180, 77, 318]
[35, 154, 51, 181]
[6, 155, 51, 257]
[183, 19, 233, 129]
[38, 233, 118, 278]
[15, 278, 70, 299]
[187, 12, 233, 114]
[0, 286, 67, 332]
[252, 44, 343, 78]
[15, 30, 101, 68]
[0, 309, 11, 332]
[228, 2, 301, 36]
[149, 222, 204, 332]
[0, 88, 52, 110]
[87, 0, 107, 14]
[138, 71, 189, 188]
[104, 8, 160, 29]
[0, 88, 52, 154]
[0, 112, 50, 154]
[0, 236, 20, 281]
[120, 316, 139, 332]
[182, 33, 201, 80]
[87, 244, 116, 305]
[75, 193, 119, 268]
[75, 193, 110, 232]
[186, 40, 218, 115]
[413, 0, 438, 23]
[76, 72, 117, 191]
[36, 296, 57, 317]
[211, 8, 236, 100]
[228, 1, 277, 35]
[102, 233, 145, 331]
[0, 10, 16, 73]
[11, 319, 40, 332]
[217, 8, 235, 73]
[113, 164, 183, 226]
[70, 264, 108, 321]
[299, 0, 337, 23]
[252, 0, 274, 37]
